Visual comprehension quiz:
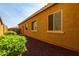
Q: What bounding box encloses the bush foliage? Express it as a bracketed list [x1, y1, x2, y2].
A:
[4, 31, 17, 35]
[0, 31, 27, 56]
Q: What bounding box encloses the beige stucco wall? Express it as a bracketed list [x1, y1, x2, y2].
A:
[19, 3, 79, 52]
[3, 25, 7, 33]
[0, 22, 7, 36]
[0, 23, 4, 36]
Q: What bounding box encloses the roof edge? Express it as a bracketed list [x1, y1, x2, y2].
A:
[18, 3, 55, 25]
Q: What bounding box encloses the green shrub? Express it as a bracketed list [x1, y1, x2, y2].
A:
[4, 31, 17, 35]
[0, 32, 27, 56]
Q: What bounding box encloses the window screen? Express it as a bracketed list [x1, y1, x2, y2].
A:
[53, 11, 61, 31]
[48, 14, 53, 30]
[48, 10, 61, 31]
[32, 21, 37, 30]
[25, 24, 28, 30]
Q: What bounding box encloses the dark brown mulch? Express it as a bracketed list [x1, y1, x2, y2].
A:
[22, 36, 79, 56]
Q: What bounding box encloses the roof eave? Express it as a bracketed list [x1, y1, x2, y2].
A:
[18, 3, 55, 25]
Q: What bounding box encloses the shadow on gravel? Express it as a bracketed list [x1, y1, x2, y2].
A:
[22, 36, 79, 56]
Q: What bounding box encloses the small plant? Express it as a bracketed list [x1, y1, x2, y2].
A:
[4, 31, 17, 35]
[0, 31, 27, 56]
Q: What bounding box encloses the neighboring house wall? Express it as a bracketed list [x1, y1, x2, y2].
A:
[3, 25, 7, 33]
[0, 22, 4, 35]
[0, 17, 7, 36]
[19, 3, 79, 52]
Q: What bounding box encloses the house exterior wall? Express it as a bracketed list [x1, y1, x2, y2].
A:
[0, 22, 4, 36]
[19, 3, 79, 52]
[0, 20, 7, 36]
[3, 25, 7, 33]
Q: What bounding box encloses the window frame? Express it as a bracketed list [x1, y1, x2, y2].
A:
[47, 9, 64, 33]
[31, 20, 37, 32]
[25, 24, 29, 30]
[48, 14, 53, 31]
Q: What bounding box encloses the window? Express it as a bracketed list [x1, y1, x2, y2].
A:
[48, 14, 53, 31]
[22, 26, 24, 33]
[48, 10, 62, 31]
[25, 24, 28, 30]
[32, 21, 37, 30]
